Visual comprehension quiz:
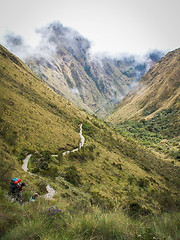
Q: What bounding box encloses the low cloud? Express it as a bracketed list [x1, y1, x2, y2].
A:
[3, 21, 92, 63]
[70, 88, 79, 95]
[3, 33, 31, 60]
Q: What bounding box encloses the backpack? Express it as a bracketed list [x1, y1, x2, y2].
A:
[9, 178, 21, 193]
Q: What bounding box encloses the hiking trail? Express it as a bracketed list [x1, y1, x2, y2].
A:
[21, 123, 85, 200]
[22, 154, 32, 175]
[63, 123, 85, 155]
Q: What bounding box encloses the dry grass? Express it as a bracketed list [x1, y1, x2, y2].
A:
[107, 48, 180, 123]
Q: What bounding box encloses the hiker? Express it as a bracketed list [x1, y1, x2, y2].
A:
[29, 193, 38, 202]
[9, 178, 26, 200]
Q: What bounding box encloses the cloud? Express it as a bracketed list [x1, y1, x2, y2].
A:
[70, 88, 80, 95]
[3, 21, 92, 63]
[3, 33, 32, 60]
[35, 22, 91, 60]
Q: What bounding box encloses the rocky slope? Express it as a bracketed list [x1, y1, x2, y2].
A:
[4, 22, 164, 118]
[107, 48, 180, 123]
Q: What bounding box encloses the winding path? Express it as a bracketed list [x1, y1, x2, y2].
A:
[21, 123, 85, 200]
[22, 154, 32, 175]
[62, 123, 85, 155]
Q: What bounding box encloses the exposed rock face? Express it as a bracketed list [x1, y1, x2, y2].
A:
[4, 22, 164, 118]
[107, 48, 180, 123]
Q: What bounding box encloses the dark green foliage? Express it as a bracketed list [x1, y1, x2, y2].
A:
[128, 202, 151, 217]
[115, 105, 180, 160]
[48, 102, 62, 115]
[35, 179, 47, 194]
[64, 166, 81, 186]
[143, 105, 158, 116]
[147, 106, 180, 138]
[17, 148, 33, 164]
[137, 178, 149, 188]
[135, 228, 160, 240]
[30, 151, 59, 177]
[141, 105, 180, 138]
[31, 151, 51, 172]
[68, 144, 95, 163]
[90, 191, 115, 210]
[82, 122, 95, 137]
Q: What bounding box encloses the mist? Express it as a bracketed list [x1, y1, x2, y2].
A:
[2, 21, 166, 66]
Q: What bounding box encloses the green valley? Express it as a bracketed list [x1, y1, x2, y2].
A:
[0, 45, 179, 240]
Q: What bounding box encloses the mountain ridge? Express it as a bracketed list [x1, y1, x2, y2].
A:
[107, 48, 180, 123]
[4, 22, 165, 118]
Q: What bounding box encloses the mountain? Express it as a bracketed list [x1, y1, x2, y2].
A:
[4, 22, 164, 118]
[0, 45, 179, 239]
[107, 48, 180, 123]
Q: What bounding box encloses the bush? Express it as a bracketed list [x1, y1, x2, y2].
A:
[64, 166, 81, 186]
[30, 151, 52, 173]
[68, 145, 95, 163]
[82, 122, 95, 137]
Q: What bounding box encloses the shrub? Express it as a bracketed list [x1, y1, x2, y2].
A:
[30, 151, 52, 173]
[128, 202, 151, 217]
[68, 145, 95, 163]
[36, 179, 47, 194]
[64, 166, 81, 186]
[82, 122, 95, 137]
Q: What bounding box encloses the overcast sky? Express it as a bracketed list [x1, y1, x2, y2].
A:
[0, 0, 179, 55]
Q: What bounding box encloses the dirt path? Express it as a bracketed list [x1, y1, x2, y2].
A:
[22, 154, 32, 175]
[63, 123, 85, 155]
[21, 123, 85, 200]
[22, 155, 56, 200]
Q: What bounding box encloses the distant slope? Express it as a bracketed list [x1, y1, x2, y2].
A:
[107, 48, 180, 123]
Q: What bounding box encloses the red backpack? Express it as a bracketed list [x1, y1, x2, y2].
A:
[9, 178, 21, 193]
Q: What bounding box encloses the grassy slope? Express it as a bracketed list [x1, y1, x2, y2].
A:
[107, 48, 180, 123]
[0, 44, 89, 152]
[0, 45, 180, 239]
[106, 48, 180, 165]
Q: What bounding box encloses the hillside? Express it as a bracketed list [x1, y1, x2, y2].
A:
[107, 48, 180, 123]
[0, 45, 179, 239]
[106, 48, 180, 163]
[0, 44, 88, 152]
[4, 22, 164, 118]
